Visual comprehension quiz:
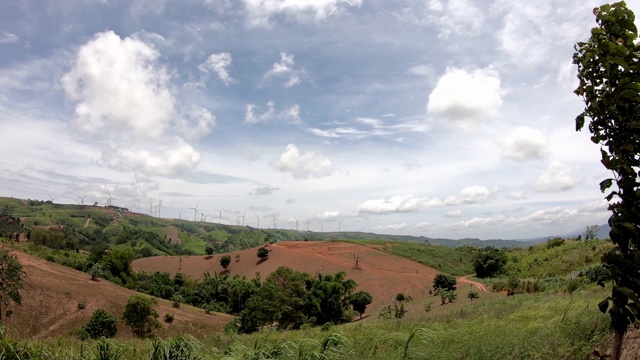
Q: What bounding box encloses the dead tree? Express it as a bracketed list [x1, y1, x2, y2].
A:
[353, 251, 365, 269]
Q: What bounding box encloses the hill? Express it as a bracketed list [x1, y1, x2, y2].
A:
[132, 241, 484, 312]
[6, 249, 233, 339]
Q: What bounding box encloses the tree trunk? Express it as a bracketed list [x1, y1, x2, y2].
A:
[612, 329, 624, 360]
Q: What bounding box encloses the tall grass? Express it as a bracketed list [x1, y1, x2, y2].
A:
[3, 289, 611, 359]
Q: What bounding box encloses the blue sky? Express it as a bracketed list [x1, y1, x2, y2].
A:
[1, 0, 637, 239]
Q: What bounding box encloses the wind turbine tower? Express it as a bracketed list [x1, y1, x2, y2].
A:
[76, 195, 87, 205]
[190, 202, 199, 222]
[306, 219, 310, 232]
[177, 210, 185, 220]
[216, 207, 225, 224]
[255, 214, 260, 229]
[272, 214, 278, 229]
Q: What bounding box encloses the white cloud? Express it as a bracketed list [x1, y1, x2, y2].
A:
[61, 31, 210, 176]
[280, 104, 301, 123]
[507, 191, 527, 200]
[243, 0, 362, 27]
[199, 52, 234, 85]
[251, 185, 280, 195]
[270, 144, 334, 179]
[502, 126, 548, 162]
[0, 31, 18, 44]
[375, 223, 408, 230]
[263, 52, 304, 87]
[357, 186, 491, 214]
[444, 210, 462, 218]
[317, 211, 340, 219]
[534, 161, 579, 192]
[427, 67, 503, 126]
[245, 101, 275, 123]
[426, 0, 484, 39]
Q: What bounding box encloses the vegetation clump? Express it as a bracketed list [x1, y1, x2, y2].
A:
[122, 294, 161, 338]
[83, 308, 118, 339]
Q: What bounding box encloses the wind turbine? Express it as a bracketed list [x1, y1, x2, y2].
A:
[47, 192, 58, 203]
[190, 202, 200, 222]
[291, 217, 299, 231]
[106, 190, 116, 207]
[338, 220, 341, 233]
[320, 222, 324, 232]
[255, 214, 260, 229]
[76, 195, 87, 205]
[272, 214, 278, 229]
[202, 213, 210, 222]
[149, 199, 156, 216]
[156, 196, 165, 218]
[306, 219, 311, 232]
[216, 207, 225, 224]
[177, 210, 185, 220]
[241, 211, 246, 226]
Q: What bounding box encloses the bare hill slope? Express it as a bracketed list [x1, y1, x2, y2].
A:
[133, 241, 481, 311]
[6, 250, 233, 339]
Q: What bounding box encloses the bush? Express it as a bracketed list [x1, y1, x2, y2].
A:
[83, 308, 118, 339]
[164, 313, 174, 324]
[433, 274, 457, 292]
[220, 255, 231, 270]
[123, 294, 161, 337]
[473, 247, 507, 278]
[77, 300, 87, 310]
[205, 246, 214, 255]
[257, 246, 269, 260]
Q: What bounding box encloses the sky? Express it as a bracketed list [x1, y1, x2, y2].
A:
[1, 0, 638, 240]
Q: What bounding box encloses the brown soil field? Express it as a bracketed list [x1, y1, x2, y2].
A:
[7, 250, 233, 340]
[133, 241, 485, 311]
[162, 226, 181, 245]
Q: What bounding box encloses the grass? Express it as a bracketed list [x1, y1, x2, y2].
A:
[4, 287, 612, 359]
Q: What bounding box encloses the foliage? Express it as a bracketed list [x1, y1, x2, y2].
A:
[122, 294, 161, 338]
[432, 274, 457, 292]
[101, 248, 135, 283]
[163, 313, 174, 324]
[348, 291, 373, 318]
[467, 290, 479, 304]
[257, 246, 269, 260]
[238, 267, 363, 333]
[83, 308, 118, 339]
[473, 247, 507, 278]
[574, 2, 640, 357]
[0, 249, 25, 326]
[88, 262, 105, 281]
[585, 225, 602, 240]
[77, 300, 87, 310]
[220, 255, 231, 270]
[205, 245, 214, 255]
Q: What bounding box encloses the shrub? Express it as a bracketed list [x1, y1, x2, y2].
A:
[205, 246, 214, 255]
[122, 294, 161, 337]
[257, 246, 269, 260]
[83, 308, 118, 339]
[164, 313, 174, 324]
[433, 274, 457, 292]
[77, 300, 87, 310]
[220, 255, 231, 270]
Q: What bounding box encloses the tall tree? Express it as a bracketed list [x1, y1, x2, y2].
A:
[0, 249, 25, 326]
[573, 2, 640, 358]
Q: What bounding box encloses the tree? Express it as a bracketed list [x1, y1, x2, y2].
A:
[88, 262, 104, 281]
[0, 249, 25, 326]
[83, 308, 118, 339]
[574, 2, 640, 358]
[432, 274, 457, 292]
[122, 294, 161, 337]
[257, 246, 269, 260]
[467, 290, 479, 304]
[205, 245, 214, 255]
[585, 225, 602, 240]
[220, 255, 231, 270]
[473, 247, 507, 278]
[349, 291, 373, 319]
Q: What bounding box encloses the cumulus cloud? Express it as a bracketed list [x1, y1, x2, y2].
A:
[263, 52, 304, 87]
[534, 161, 579, 192]
[317, 211, 340, 219]
[280, 104, 301, 123]
[245, 102, 275, 123]
[507, 191, 527, 200]
[243, 0, 363, 27]
[502, 126, 548, 162]
[0, 31, 18, 44]
[357, 186, 491, 214]
[61, 31, 212, 176]
[427, 67, 503, 125]
[199, 52, 234, 85]
[270, 144, 334, 179]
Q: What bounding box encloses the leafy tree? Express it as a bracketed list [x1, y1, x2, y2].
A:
[88, 262, 105, 281]
[122, 294, 161, 337]
[467, 290, 479, 304]
[205, 245, 214, 255]
[432, 274, 457, 292]
[303, 272, 357, 325]
[83, 308, 118, 339]
[101, 248, 135, 282]
[574, 2, 640, 358]
[220, 255, 231, 270]
[0, 249, 25, 326]
[349, 291, 373, 319]
[473, 247, 507, 278]
[585, 225, 602, 240]
[257, 246, 269, 260]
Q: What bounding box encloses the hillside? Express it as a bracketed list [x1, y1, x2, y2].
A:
[132, 241, 484, 311]
[6, 249, 233, 339]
